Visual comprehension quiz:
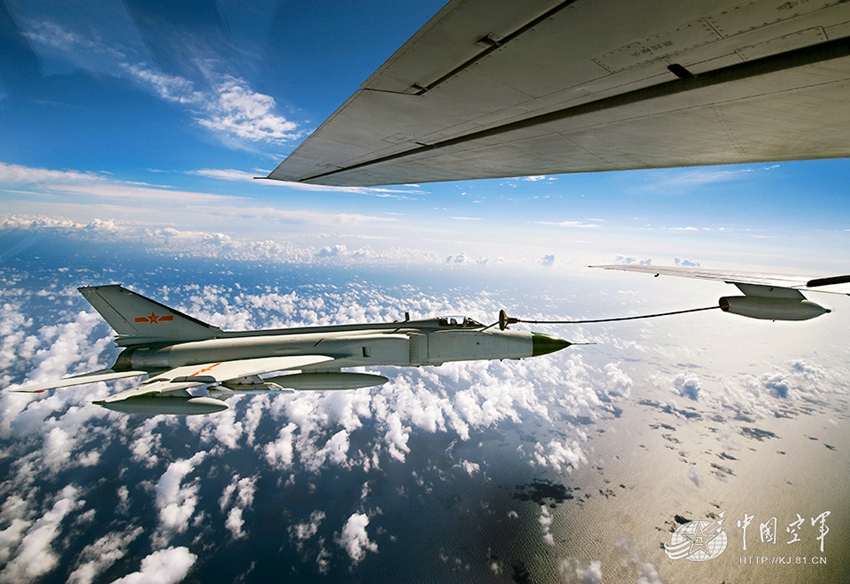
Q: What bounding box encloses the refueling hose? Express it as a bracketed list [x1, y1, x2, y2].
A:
[498, 305, 720, 330]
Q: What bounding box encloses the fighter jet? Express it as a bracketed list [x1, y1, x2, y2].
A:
[11, 285, 571, 415]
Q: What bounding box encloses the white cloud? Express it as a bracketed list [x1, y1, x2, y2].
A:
[457, 460, 480, 476]
[23, 21, 95, 52]
[0, 485, 83, 584]
[317, 244, 349, 258]
[0, 162, 104, 186]
[445, 252, 488, 265]
[336, 513, 377, 564]
[219, 474, 257, 539]
[0, 496, 31, 565]
[615, 255, 652, 265]
[264, 422, 297, 469]
[674, 257, 700, 267]
[539, 506, 555, 546]
[154, 452, 207, 537]
[111, 547, 197, 584]
[559, 558, 602, 584]
[197, 75, 300, 143]
[383, 411, 410, 462]
[188, 168, 259, 182]
[533, 438, 587, 472]
[121, 64, 202, 105]
[122, 65, 299, 146]
[604, 363, 633, 398]
[290, 510, 326, 549]
[67, 526, 144, 584]
[0, 162, 243, 206]
[638, 166, 767, 192]
[534, 220, 599, 228]
[673, 374, 701, 401]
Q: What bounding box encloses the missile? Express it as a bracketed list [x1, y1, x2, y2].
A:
[93, 395, 229, 415]
[264, 371, 389, 391]
[719, 296, 831, 321]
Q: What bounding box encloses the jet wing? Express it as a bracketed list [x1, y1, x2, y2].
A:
[99, 355, 336, 401]
[591, 264, 850, 296]
[268, 0, 850, 187]
[11, 355, 334, 396]
[11, 369, 148, 393]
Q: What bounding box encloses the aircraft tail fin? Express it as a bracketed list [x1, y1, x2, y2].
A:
[79, 285, 221, 345]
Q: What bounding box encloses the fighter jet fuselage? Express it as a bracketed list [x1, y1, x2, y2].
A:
[115, 318, 565, 373]
[13, 286, 571, 415]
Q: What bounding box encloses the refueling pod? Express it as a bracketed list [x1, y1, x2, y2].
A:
[719, 296, 831, 321]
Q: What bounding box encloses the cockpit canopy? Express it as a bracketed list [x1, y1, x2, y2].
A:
[436, 316, 484, 329]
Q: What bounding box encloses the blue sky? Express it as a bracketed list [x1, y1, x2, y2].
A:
[1, 0, 849, 273]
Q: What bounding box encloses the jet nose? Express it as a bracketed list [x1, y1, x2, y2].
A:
[532, 332, 572, 356]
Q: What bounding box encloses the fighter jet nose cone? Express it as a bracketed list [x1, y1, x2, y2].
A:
[532, 332, 571, 356]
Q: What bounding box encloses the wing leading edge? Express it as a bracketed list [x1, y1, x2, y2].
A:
[269, 0, 850, 186]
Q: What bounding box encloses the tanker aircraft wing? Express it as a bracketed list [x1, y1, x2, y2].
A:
[267, 0, 850, 187]
[592, 264, 850, 320]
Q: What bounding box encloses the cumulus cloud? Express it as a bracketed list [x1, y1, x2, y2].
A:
[445, 252, 488, 265]
[154, 452, 207, 538]
[559, 558, 602, 584]
[219, 475, 257, 539]
[541, 254, 556, 266]
[317, 244, 349, 258]
[533, 439, 587, 472]
[336, 513, 377, 564]
[290, 510, 326, 550]
[674, 257, 700, 267]
[0, 485, 83, 584]
[457, 460, 480, 476]
[614, 536, 666, 584]
[264, 422, 297, 469]
[605, 363, 633, 398]
[0, 214, 443, 268]
[111, 547, 197, 584]
[67, 526, 144, 584]
[673, 374, 701, 401]
[539, 506, 555, 546]
[615, 255, 652, 265]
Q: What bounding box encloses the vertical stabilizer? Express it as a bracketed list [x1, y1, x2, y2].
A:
[79, 285, 221, 345]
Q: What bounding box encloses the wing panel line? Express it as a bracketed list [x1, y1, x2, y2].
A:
[289, 35, 850, 184]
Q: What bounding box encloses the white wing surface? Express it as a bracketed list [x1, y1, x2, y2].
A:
[13, 354, 333, 399]
[100, 355, 335, 402]
[591, 264, 850, 295]
[268, 0, 850, 186]
[11, 369, 148, 394]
